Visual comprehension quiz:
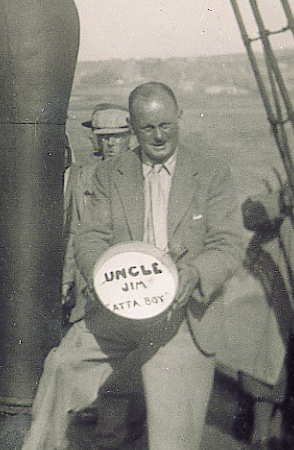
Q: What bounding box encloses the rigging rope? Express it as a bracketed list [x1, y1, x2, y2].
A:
[230, 0, 294, 198]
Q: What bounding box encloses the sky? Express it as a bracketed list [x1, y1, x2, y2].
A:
[73, 0, 293, 61]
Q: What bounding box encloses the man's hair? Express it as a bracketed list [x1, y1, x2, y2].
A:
[128, 82, 178, 118]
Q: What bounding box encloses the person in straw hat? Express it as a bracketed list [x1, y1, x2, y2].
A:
[62, 103, 132, 328]
[82, 103, 132, 160]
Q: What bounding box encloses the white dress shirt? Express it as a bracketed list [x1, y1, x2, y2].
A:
[142, 151, 177, 251]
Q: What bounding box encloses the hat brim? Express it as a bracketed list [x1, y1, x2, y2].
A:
[82, 121, 130, 135]
[93, 127, 130, 135]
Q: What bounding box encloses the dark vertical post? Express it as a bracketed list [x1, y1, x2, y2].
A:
[0, 0, 79, 409]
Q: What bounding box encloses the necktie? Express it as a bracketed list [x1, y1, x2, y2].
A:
[144, 164, 168, 252]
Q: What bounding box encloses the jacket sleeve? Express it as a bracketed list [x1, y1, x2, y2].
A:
[62, 166, 79, 288]
[188, 163, 247, 302]
[63, 164, 96, 287]
[73, 161, 113, 289]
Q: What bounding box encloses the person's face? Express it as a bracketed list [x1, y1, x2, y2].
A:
[91, 132, 131, 159]
[100, 132, 131, 159]
[129, 93, 182, 164]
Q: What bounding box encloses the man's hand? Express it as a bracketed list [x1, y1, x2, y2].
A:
[172, 263, 200, 310]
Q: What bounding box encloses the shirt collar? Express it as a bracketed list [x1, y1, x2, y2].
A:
[142, 149, 177, 178]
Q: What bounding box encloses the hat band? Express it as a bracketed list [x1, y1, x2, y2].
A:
[94, 126, 129, 130]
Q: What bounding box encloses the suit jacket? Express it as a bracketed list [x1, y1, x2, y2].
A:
[74, 144, 244, 320]
[63, 162, 98, 323]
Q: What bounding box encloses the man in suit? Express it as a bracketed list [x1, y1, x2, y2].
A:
[62, 104, 132, 329]
[22, 82, 244, 450]
[73, 82, 245, 449]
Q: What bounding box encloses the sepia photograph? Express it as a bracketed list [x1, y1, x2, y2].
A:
[0, 1, 294, 449]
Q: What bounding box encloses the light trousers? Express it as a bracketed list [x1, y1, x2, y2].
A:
[22, 319, 215, 450]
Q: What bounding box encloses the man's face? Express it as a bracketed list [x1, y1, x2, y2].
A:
[91, 132, 131, 159]
[129, 93, 182, 164]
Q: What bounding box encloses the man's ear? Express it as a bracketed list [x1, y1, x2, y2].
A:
[126, 117, 135, 135]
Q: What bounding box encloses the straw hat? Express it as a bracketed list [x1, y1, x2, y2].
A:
[82, 103, 129, 135]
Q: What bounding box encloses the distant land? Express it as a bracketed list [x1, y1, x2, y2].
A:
[67, 48, 294, 201]
[71, 49, 294, 106]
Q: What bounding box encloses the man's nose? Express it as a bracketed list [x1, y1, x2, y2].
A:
[154, 127, 163, 140]
[108, 136, 117, 146]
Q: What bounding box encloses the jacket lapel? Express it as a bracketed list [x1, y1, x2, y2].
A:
[114, 150, 145, 241]
[168, 145, 200, 238]
[113, 146, 201, 242]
